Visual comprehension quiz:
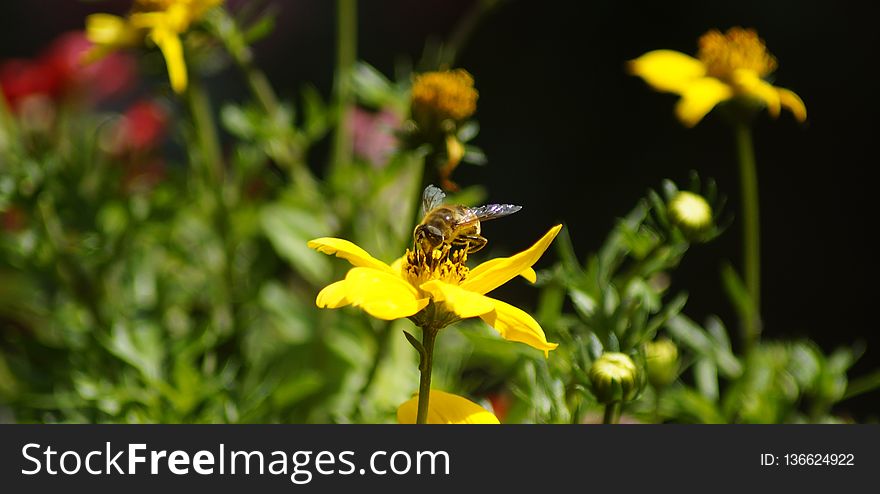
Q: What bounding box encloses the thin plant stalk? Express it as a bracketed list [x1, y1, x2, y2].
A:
[416, 327, 437, 424]
[330, 0, 357, 173]
[602, 403, 620, 424]
[735, 122, 761, 350]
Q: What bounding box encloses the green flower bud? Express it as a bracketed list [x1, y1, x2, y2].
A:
[589, 352, 640, 404]
[668, 191, 713, 237]
[645, 338, 679, 388]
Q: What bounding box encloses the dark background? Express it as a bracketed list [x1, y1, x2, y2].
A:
[1, 0, 877, 418]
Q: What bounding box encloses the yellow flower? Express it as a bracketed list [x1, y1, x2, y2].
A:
[411, 69, 479, 124]
[85, 0, 223, 94]
[397, 390, 500, 424]
[307, 225, 562, 356]
[628, 27, 806, 127]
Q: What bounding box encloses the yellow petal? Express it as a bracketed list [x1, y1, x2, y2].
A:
[628, 50, 707, 94]
[461, 225, 562, 295]
[674, 77, 734, 127]
[307, 238, 395, 274]
[777, 87, 807, 122]
[420, 280, 495, 318]
[479, 298, 558, 357]
[389, 254, 407, 275]
[468, 259, 537, 285]
[149, 28, 188, 94]
[397, 390, 500, 424]
[520, 267, 537, 283]
[344, 267, 427, 320]
[316, 280, 349, 309]
[85, 14, 140, 47]
[732, 69, 781, 118]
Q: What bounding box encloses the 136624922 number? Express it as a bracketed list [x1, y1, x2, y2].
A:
[783, 453, 854, 466]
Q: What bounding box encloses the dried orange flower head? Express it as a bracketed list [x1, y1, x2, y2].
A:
[698, 27, 778, 80]
[411, 69, 479, 123]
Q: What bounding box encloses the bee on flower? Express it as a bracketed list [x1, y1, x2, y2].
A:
[308, 185, 560, 423]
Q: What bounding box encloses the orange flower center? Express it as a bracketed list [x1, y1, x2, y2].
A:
[411, 69, 478, 123]
[697, 27, 777, 80]
[403, 244, 469, 288]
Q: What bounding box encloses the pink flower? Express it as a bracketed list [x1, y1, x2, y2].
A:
[350, 107, 401, 167]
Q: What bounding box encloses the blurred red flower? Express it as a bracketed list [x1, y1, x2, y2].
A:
[1, 31, 135, 112]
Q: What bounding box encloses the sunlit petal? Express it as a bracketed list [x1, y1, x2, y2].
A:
[344, 267, 427, 320]
[316, 280, 349, 309]
[777, 87, 807, 122]
[628, 50, 707, 94]
[397, 390, 500, 424]
[420, 280, 495, 318]
[479, 298, 558, 357]
[85, 14, 139, 47]
[732, 69, 781, 118]
[149, 28, 188, 94]
[308, 238, 395, 274]
[461, 225, 562, 295]
[468, 259, 537, 285]
[674, 77, 734, 127]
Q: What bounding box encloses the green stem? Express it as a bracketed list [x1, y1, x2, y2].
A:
[186, 79, 224, 186]
[602, 403, 619, 424]
[210, 8, 319, 197]
[653, 390, 662, 423]
[330, 0, 357, 173]
[416, 327, 437, 424]
[735, 122, 761, 350]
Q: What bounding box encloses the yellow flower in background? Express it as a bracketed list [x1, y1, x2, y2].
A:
[410, 69, 479, 191]
[628, 27, 806, 127]
[86, 0, 223, 94]
[307, 225, 561, 356]
[397, 390, 500, 424]
[411, 69, 479, 124]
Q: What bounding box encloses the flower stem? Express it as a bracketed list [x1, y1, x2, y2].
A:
[208, 8, 318, 197]
[734, 122, 761, 350]
[330, 0, 356, 173]
[186, 79, 224, 186]
[602, 403, 619, 424]
[416, 327, 437, 424]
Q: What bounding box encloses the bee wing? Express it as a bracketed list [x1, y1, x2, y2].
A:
[463, 203, 523, 224]
[421, 184, 446, 216]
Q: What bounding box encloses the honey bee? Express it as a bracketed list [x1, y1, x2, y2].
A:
[414, 185, 522, 255]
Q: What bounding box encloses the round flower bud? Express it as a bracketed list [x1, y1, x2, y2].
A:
[645, 338, 679, 388]
[589, 352, 640, 404]
[668, 191, 713, 238]
[410, 69, 478, 128]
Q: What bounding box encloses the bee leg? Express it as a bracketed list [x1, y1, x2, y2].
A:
[462, 235, 488, 253]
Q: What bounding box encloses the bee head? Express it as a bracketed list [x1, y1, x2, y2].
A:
[414, 224, 444, 253]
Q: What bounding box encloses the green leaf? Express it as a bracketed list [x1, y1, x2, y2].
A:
[694, 358, 719, 400]
[301, 84, 329, 141]
[666, 314, 742, 378]
[720, 262, 755, 324]
[260, 203, 332, 285]
[844, 369, 880, 400]
[259, 282, 314, 344]
[402, 330, 425, 358]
